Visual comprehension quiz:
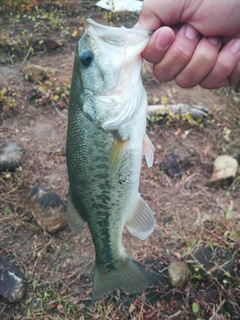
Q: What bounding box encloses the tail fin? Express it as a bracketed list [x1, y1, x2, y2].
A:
[92, 256, 149, 300]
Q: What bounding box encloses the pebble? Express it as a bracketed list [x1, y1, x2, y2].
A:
[0, 141, 23, 172]
[0, 257, 26, 302]
[28, 185, 67, 233]
[159, 153, 191, 178]
[22, 64, 47, 82]
[168, 261, 191, 287]
[188, 246, 234, 279]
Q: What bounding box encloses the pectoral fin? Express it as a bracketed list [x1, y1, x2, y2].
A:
[142, 134, 155, 167]
[126, 194, 155, 240]
[108, 139, 128, 177]
[67, 192, 85, 232]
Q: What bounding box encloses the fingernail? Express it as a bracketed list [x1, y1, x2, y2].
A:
[156, 31, 172, 49]
[230, 39, 240, 54]
[185, 25, 199, 40]
[208, 36, 220, 46]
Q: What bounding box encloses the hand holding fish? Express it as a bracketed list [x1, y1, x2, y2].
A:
[135, 0, 240, 89]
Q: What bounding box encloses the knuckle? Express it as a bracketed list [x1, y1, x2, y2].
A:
[175, 72, 195, 88]
[153, 65, 165, 81]
[172, 45, 192, 63]
[215, 60, 232, 75]
[200, 60, 235, 89]
[200, 74, 223, 89]
[200, 81, 222, 90]
[200, 72, 220, 89]
[175, 75, 195, 88]
[198, 50, 216, 66]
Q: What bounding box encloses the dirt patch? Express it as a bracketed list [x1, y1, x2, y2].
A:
[1, 3, 240, 319]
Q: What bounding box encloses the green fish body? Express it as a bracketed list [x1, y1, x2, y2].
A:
[66, 19, 155, 299]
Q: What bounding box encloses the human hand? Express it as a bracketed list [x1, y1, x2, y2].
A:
[135, 0, 240, 89]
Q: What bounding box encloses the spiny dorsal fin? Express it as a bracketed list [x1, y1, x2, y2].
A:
[126, 194, 155, 240]
[67, 192, 85, 232]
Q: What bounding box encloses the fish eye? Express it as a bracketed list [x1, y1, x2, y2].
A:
[79, 51, 93, 67]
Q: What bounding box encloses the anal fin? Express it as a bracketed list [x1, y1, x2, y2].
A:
[126, 193, 155, 240]
[108, 139, 127, 177]
[142, 133, 155, 167]
[67, 191, 85, 232]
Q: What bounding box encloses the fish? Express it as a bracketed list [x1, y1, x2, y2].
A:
[66, 18, 155, 300]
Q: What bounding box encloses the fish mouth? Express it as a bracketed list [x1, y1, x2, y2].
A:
[87, 18, 152, 37]
[86, 18, 151, 50]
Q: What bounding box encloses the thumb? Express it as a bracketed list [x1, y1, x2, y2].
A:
[134, 0, 196, 31]
[134, 0, 163, 30]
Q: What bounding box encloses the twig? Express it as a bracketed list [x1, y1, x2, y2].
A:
[36, 263, 91, 287]
[51, 100, 67, 120]
[167, 310, 183, 318]
[21, 46, 32, 66]
[147, 103, 209, 119]
[1, 184, 20, 196]
[7, 52, 13, 64]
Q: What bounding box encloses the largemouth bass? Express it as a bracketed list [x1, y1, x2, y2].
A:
[66, 19, 155, 300]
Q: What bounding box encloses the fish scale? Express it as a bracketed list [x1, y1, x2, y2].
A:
[67, 110, 130, 259]
[66, 18, 155, 299]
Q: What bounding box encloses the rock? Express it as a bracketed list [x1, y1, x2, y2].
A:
[184, 178, 197, 189]
[31, 38, 61, 52]
[0, 141, 23, 172]
[168, 261, 191, 287]
[22, 64, 48, 82]
[0, 55, 10, 64]
[26, 88, 40, 102]
[0, 257, 26, 302]
[28, 185, 67, 233]
[202, 216, 216, 231]
[159, 153, 191, 178]
[187, 148, 198, 157]
[188, 246, 234, 279]
[210, 155, 238, 182]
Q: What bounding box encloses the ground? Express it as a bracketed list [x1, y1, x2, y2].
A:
[1, 3, 240, 320]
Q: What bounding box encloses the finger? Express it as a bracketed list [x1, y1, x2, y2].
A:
[152, 24, 200, 82]
[228, 60, 240, 87]
[222, 30, 240, 44]
[175, 36, 222, 88]
[135, 0, 240, 35]
[134, 0, 163, 30]
[142, 27, 175, 63]
[200, 38, 240, 89]
[135, 0, 201, 31]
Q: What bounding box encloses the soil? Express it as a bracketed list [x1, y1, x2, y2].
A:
[1, 3, 240, 320]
